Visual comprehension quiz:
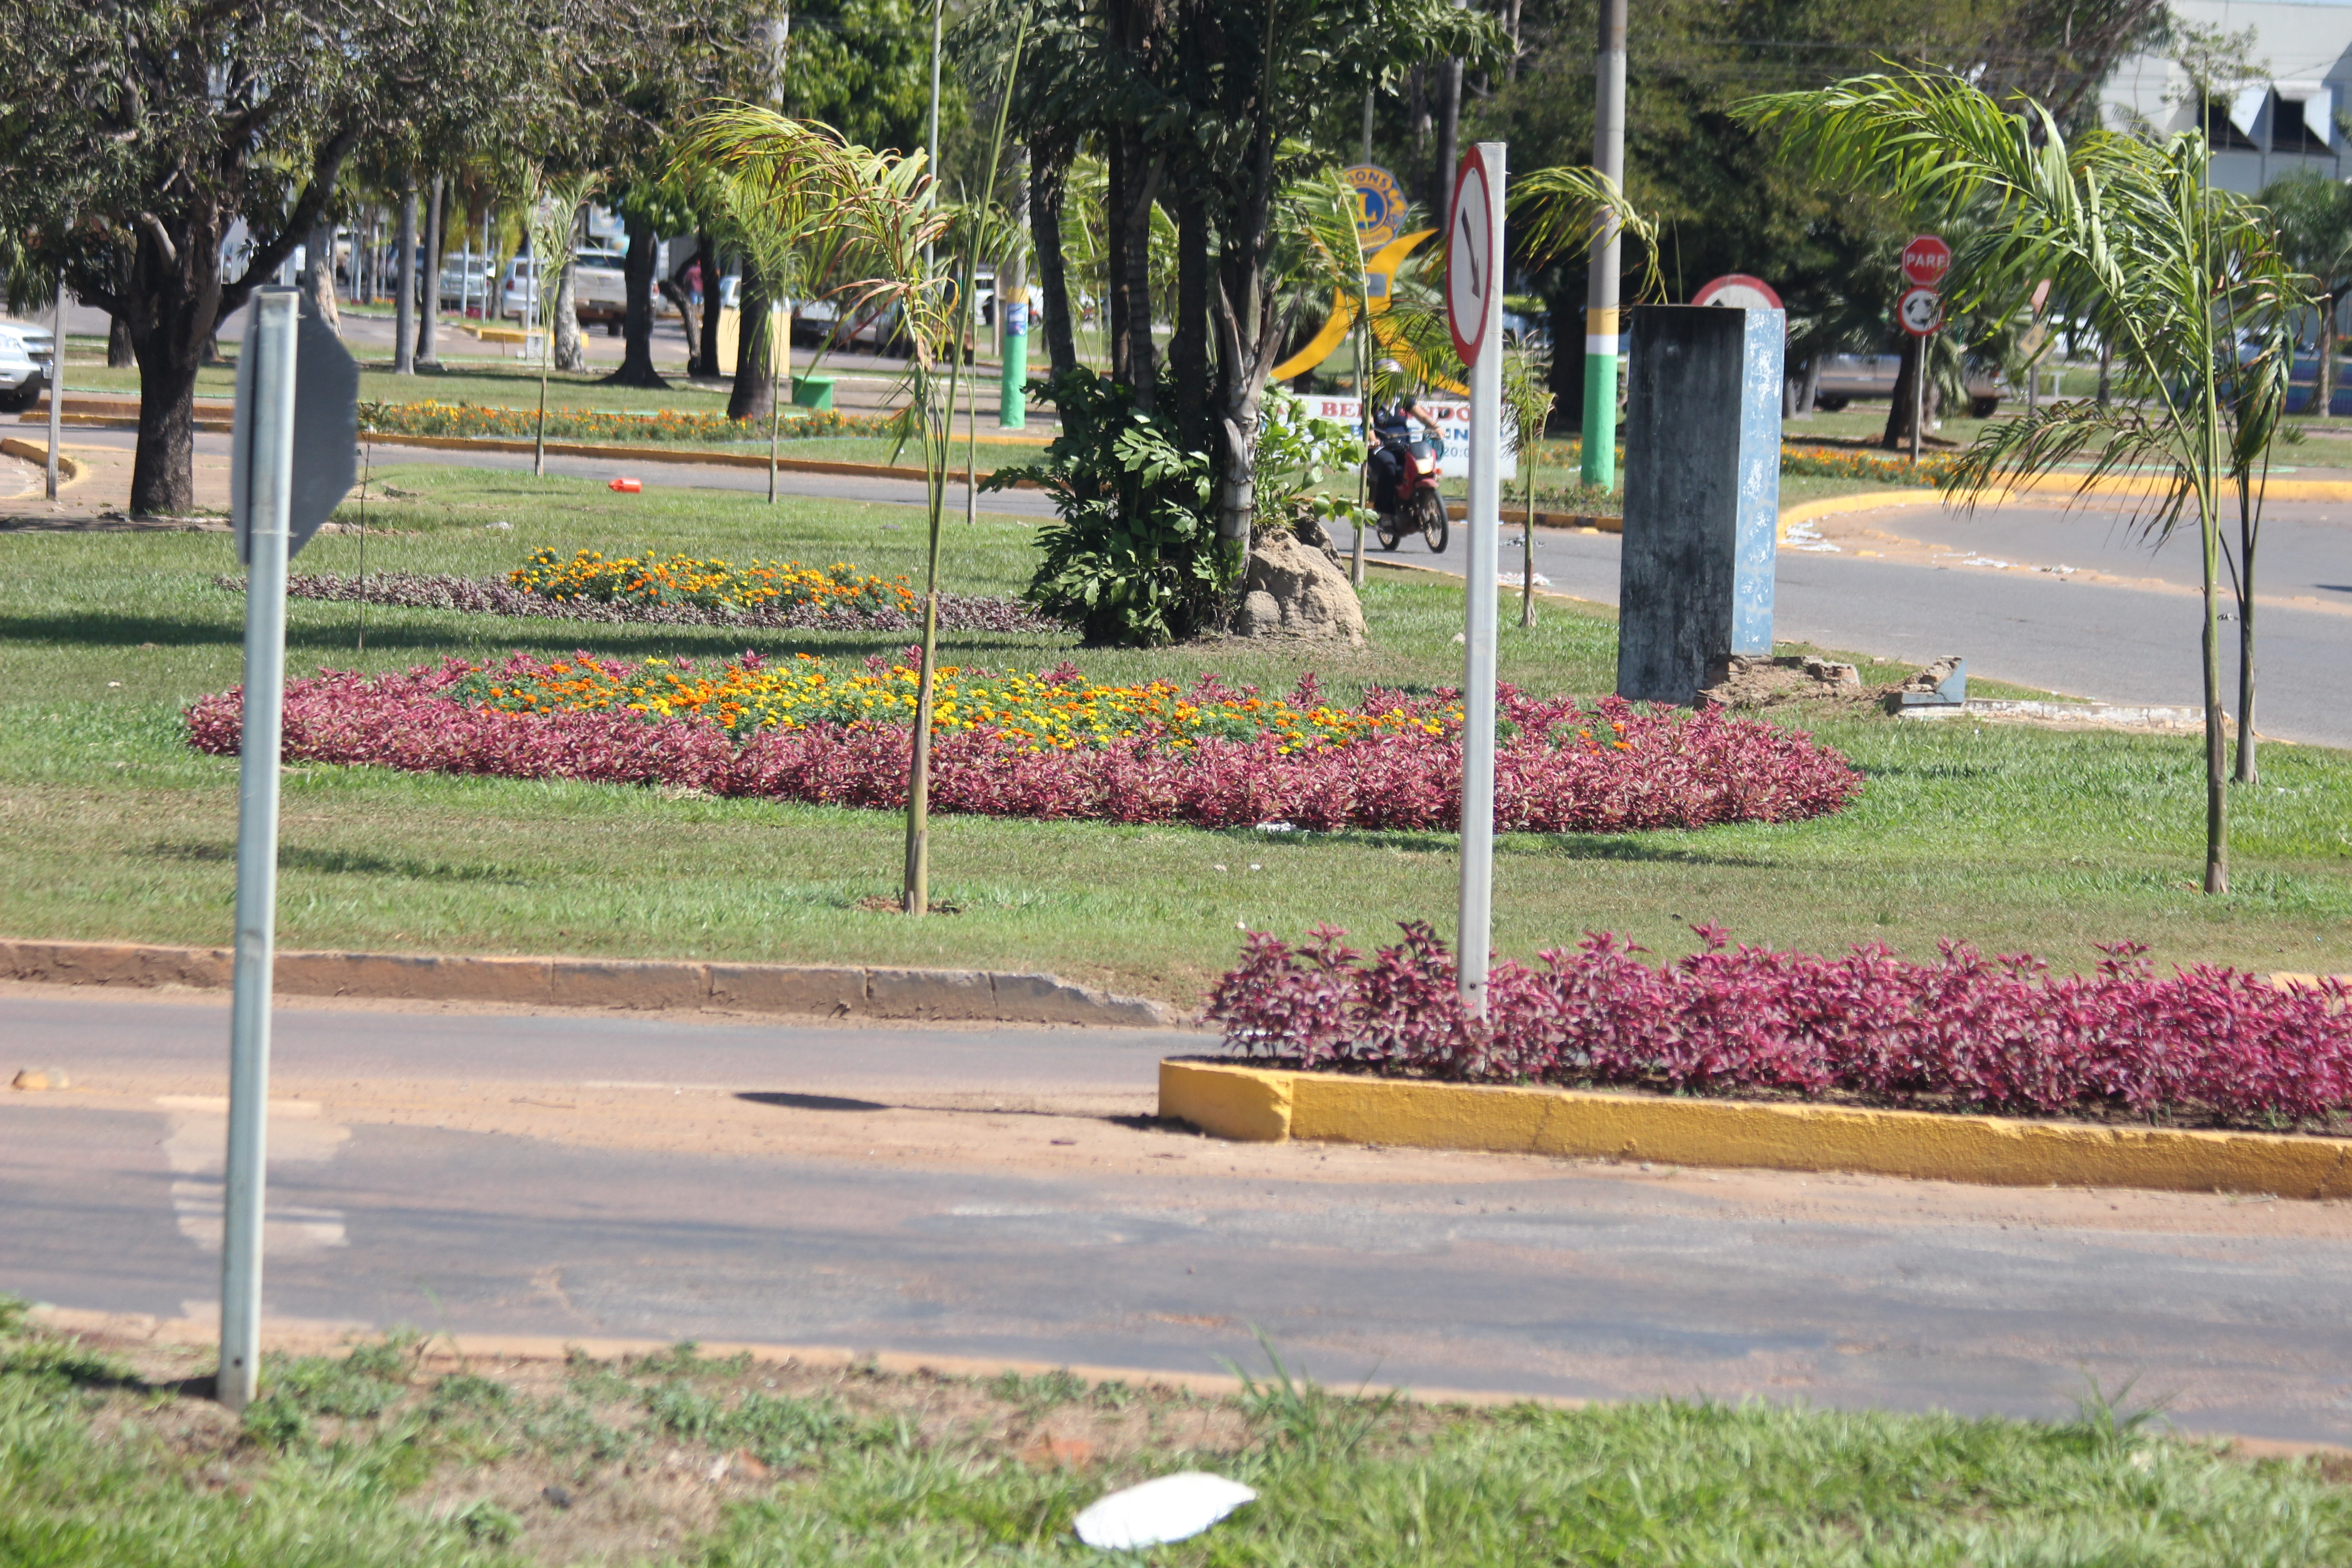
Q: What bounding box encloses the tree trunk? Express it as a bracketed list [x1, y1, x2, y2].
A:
[1106, 133, 1130, 387]
[300, 220, 341, 330]
[2234, 477, 2258, 784]
[696, 235, 723, 379]
[416, 172, 443, 366]
[107, 312, 134, 368]
[727, 264, 775, 422]
[1210, 125, 1280, 559]
[2313, 293, 2338, 420]
[1031, 148, 1076, 377]
[1432, 58, 1462, 219]
[1881, 336, 1917, 450]
[1171, 179, 1212, 453]
[2096, 336, 2112, 406]
[122, 193, 230, 518]
[605, 208, 670, 388]
[1121, 146, 1162, 409]
[393, 177, 418, 373]
[130, 332, 203, 518]
[2199, 505, 2230, 894]
[553, 259, 586, 372]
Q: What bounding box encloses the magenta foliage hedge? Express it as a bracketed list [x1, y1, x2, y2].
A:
[1205, 923, 2352, 1130]
[183, 660, 1861, 833]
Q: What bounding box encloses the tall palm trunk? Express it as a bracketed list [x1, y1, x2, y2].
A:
[1030, 147, 1076, 377]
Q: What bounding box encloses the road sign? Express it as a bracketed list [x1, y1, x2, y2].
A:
[1343, 165, 1408, 249]
[233, 297, 358, 564]
[1446, 146, 1498, 366]
[1898, 286, 1945, 336]
[1692, 274, 1783, 310]
[1900, 234, 1951, 288]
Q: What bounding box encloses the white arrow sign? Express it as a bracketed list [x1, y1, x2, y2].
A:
[1446, 147, 1498, 366]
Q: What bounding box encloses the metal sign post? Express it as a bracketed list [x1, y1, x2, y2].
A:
[218, 288, 358, 1412]
[1446, 142, 1506, 1017]
[220, 289, 299, 1412]
[45, 288, 64, 500]
[1897, 283, 1943, 468]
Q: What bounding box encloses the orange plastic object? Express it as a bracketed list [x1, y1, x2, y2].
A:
[608, 477, 642, 493]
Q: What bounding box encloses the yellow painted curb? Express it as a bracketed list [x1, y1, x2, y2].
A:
[1159, 1060, 2352, 1200]
[1996, 472, 2352, 505]
[0, 436, 86, 488]
[1776, 488, 1945, 540]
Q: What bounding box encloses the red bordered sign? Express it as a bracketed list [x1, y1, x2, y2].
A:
[1900, 234, 1951, 288]
[1897, 285, 1945, 337]
[1445, 146, 1497, 365]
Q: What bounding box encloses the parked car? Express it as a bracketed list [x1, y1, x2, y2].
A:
[498, 246, 650, 331]
[0, 323, 53, 413]
[438, 255, 495, 313]
[1811, 352, 2002, 418]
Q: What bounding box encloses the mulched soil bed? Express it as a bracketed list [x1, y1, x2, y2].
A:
[220, 573, 1063, 635]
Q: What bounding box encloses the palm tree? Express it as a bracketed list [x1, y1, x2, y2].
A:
[1738, 68, 2308, 896]
[677, 16, 1029, 918]
[524, 168, 601, 478]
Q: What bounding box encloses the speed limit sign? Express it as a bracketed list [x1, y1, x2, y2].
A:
[1897, 285, 1945, 337]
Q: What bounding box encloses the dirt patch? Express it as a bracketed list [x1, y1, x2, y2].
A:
[38, 1326, 1273, 1565]
[1696, 653, 1886, 714]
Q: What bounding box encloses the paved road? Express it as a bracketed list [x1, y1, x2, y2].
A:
[34, 428, 2350, 747]
[53, 424, 1060, 521]
[8, 990, 2352, 1443]
[1413, 496, 2352, 750]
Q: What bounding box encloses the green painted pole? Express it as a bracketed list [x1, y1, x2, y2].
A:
[1000, 303, 1028, 428]
[1580, 0, 1626, 491]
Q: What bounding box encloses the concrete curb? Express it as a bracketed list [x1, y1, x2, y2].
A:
[1158, 1060, 2352, 1200]
[0, 936, 1187, 1031]
[0, 437, 86, 488]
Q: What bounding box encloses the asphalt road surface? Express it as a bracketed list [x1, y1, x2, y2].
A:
[1416, 495, 2352, 751]
[7, 988, 2352, 1444]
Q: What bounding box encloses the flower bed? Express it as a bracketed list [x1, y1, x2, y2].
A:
[510, 549, 916, 616]
[356, 398, 907, 445]
[1206, 923, 2352, 1134]
[182, 658, 1862, 832]
[238, 573, 1055, 635]
[1779, 444, 1961, 485]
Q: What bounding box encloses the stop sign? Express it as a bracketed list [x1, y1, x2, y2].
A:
[1901, 234, 1951, 288]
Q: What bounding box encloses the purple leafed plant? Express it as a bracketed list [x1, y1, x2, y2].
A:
[185, 661, 1863, 835]
[1204, 923, 2352, 1133]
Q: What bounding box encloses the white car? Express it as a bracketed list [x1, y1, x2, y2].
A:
[0, 323, 54, 413]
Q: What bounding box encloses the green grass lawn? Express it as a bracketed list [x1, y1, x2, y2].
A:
[3, 463, 2347, 1002]
[7, 1308, 2348, 1567]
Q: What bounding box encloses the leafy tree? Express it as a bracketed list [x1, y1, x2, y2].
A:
[0, 0, 568, 516]
[2261, 169, 2352, 425]
[1742, 69, 2307, 894]
[1471, 0, 2164, 430]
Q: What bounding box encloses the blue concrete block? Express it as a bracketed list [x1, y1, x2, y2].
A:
[1616, 305, 1786, 704]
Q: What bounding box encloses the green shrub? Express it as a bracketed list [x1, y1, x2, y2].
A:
[985, 370, 1231, 647]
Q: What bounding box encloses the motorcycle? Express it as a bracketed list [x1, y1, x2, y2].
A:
[1372, 432, 1449, 554]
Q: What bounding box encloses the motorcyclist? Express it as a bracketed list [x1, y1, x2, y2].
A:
[1363, 359, 1443, 517]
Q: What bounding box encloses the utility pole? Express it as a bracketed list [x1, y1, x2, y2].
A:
[925, 0, 943, 277]
[44, 285, 63, 500]
[393, 176, 417, 374]
[1580, 0, 1626, 490]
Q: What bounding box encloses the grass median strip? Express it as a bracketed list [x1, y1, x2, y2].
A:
[2, 464, 2348, 1003]
[5, 1305, 2348, 1566]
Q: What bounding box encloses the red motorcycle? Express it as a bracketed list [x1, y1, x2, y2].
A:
[1372, 433, 1449, 554]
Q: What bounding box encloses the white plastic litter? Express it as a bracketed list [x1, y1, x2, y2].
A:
[1073, 1471, 1258, 1550]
